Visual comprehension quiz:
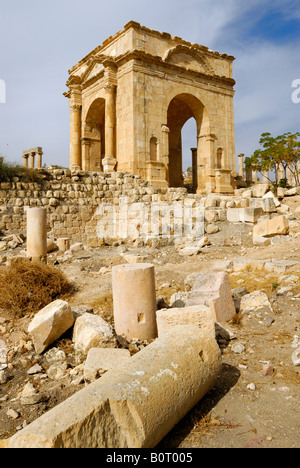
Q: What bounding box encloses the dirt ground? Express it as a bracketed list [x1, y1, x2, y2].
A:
[0, 214, 299, 448]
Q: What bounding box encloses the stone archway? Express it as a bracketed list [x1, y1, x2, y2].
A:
[166, 93, 210, 192]
[82, 98, 106, 171]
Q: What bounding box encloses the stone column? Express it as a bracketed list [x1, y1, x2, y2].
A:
[245, 157, 253, 184]
[238, 154, 244, 178]
[70, 103, 82, 171]
[112, 263, 157, 341]
[102, 85, 116, 172]
[81, 138, 90, 171]
[23, 154, 29, 168]
[29, 152, 35, 169]
[36, 152, 43, 169]
[191, 148, 198, 192]
[200, 133, 217, 193]
[26, 207, 47, 263]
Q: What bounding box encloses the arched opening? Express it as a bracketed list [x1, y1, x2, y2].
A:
[167, 93, 209, 192]
[82, 98, 105, 171]
[182, 118, 197, 191]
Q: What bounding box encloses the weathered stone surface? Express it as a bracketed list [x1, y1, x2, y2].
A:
[73, 313, 117, 355]
[84, 348, 131, 383]
[2, 326, 221, 448]
[253, 236, 271, 246]
[0, 340, 6, 364]
[253, 215, 289, 239]
[227, 207, 263, 223]
[240, 291, 273, 317]
[186, 271, 236, 322]
[28, 300, 75, 354]
[156, 305, 216, 340]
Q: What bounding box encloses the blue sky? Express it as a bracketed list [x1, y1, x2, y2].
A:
[0, 0, 299, 171]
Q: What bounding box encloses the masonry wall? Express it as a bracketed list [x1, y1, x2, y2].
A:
[0, 168, 206, 247]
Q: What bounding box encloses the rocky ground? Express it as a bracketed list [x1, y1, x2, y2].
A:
[0, 195, 299, 449]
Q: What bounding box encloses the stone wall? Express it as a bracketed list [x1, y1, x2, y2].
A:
[0, 168, 205, 247]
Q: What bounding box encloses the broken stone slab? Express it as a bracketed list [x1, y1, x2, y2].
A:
[253, 215, 289, 239]
[0, 340, 6, 364]
[251, 183, 270, 198]
[186, 271, 236, 322]
[73, 313, 117, 356]
[264, 260, 300, 274]
[253, 236, 271, 246]
[227, 207, 263, 224]
[156, 305, 216, 340]
[240, 291, 274, 319]
[1, 325, 222, 448]
[84, 348, 131, 383]
[19, 382, 48, 406]
[249, 198, 277, 213]
[28, 300, 75, 354]
[263, 191, 281, 207]
[210, 260, 234, 272]
[233, 258, 266, 272]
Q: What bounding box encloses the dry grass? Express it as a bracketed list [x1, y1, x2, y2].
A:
[0, 259, 75, 317]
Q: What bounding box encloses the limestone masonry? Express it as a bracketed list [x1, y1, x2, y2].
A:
[64, 21, 236, 194]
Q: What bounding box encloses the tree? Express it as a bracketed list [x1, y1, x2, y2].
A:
[245, 132, 300, 191]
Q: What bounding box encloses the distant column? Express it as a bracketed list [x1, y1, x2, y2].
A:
[102, 84, 116, 172]
[238, 154, 244, 178]
[26, 207, 47, 263]
[29, 152, 35, 169]
[245, 157, 253, 184]
[23, 154, 29, 168]
[69, 103, 82, 170]
[191, 148, 198, 192]
[36, 151, 43, 169]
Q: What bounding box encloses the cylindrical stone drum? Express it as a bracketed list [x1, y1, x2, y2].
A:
[26, 207, 47, 262]
[112, 263, 157, 341]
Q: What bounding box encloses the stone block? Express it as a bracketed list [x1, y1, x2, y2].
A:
[249, 198, 277, 213]
[3, 326, 221, 448]
[73, 313, 117, 356]
[186, 271, 236, 322]
[253, 236, 271, 246]
[156, 305, 215, 340]
[253, 215, 289, 239]
[28, 300, 75, 354]
[227, 207, 263, 223]
[252, 184, 270, 198]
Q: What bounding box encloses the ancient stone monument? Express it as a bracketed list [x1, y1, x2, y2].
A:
[64, 21, 236, 194]
[23, 147, 43, 169]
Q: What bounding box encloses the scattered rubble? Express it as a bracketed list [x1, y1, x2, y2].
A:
[0, 183, 299, 447]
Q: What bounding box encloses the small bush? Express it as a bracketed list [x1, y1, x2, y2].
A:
[0, 160, 42, 182]
[0, 259, 75, 317]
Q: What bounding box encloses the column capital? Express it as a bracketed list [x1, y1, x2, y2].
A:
[69, 102, 81, 112]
